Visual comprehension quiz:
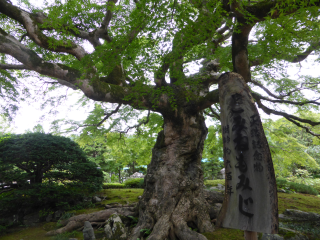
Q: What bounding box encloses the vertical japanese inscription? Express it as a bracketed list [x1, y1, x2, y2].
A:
[218, 73, 278, 234]
[230, 93, 254, 218]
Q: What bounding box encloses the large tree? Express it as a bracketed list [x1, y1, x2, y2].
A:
[1, 0, 320, 239]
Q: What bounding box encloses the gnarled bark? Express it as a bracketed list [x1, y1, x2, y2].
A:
[129, 109, 214, 240]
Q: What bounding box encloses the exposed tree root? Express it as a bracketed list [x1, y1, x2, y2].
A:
[45, 207, 136, 236]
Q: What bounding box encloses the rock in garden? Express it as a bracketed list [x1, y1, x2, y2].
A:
[83, 221, 96, 240]
[283, 209, 320, 221]
[104, 214, 127, 240]
[92, 196, 102, 203]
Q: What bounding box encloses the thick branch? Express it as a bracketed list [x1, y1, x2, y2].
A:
[197, 89, 220, 111]
[0, 64, 28, 70]
[0, 30, 154, 107]
[250, 41, 320, 67]
[155, 9, 226, 86]
[0, 0, 86, 60]
[232, 20, 254, 82]
[204, 106, 220, 120]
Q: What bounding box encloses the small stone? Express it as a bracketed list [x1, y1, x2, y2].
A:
[83, 221, 96, 240]
[92, 196, 102, 203]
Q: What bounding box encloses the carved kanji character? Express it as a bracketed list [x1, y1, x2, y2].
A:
[254, 162, 263, 172]
[239, 194, 254, 218]
[235, 153, 247, 172]
[226, 185, 234, 195]
[250, 114, 260, 126]
[253, 151, 262, 161]
[236, 174, 252, 190]
[226, 172, 232, 180]
[252, 140, 263, 149]
[251, 127, 260, 138]
[224, 147, 231, 155]
[223, 125, 229, 134]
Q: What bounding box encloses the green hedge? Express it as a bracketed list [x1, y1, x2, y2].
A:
[276, 178, 319, 195]
[204, 179, 225, 187]
[124, 178, 144, 188]
[102, 183, 125, 189]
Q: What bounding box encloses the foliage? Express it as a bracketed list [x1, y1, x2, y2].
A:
[50, 231, 79, 240]
[124, 178, 144, 188]
[263, 117, 320, 177]
[276, 178, 319, 195]
[279, 222, 320, 239]
[202, 125, 224, 179]
[204, 179, 225, 187]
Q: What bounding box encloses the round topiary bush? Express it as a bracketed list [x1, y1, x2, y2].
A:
[0, 133, 103, 212]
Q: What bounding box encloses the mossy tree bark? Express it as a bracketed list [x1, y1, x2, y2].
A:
[129, 108, 213, 240]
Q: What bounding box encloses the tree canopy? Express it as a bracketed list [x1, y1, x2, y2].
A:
[1, 0, 320, 239]
[0, 0, 319, 130]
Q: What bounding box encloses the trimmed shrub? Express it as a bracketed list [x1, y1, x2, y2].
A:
[124, 178, 144, 188]
[0, 133, 103, 213]
[103, 183, 126, 189]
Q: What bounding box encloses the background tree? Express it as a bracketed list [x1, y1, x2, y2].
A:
[1, 1, 320, 239]
[264, 114, 320, 177]
[202, 125, 224, 180]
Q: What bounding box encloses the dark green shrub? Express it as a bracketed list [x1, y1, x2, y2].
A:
[276, 178, 289, 189]
[204, 179, 225, 187]
[102, 183, 125, 189]
[0, 133, 104, 212]
[289, 182, 319, 195]
[124, 178, 144, 188]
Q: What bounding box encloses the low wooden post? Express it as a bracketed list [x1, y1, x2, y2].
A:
[244, 231, 258, 240]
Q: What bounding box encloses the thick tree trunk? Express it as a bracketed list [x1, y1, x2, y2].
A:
[129, 110, 214, 240]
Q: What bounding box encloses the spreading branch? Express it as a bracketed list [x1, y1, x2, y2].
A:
[204, 106, 220, 120]
[119, 110, 151, 135]
[254, 97, 320, 127]
[251, 92, 320, 107]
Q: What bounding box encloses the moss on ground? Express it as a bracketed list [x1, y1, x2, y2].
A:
[202, 227, 243, 239]
[278, 192, 320, 214]
[100, 188, 144, 205]
[2, 188, 320, 240]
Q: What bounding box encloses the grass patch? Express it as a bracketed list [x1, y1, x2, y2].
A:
[0, 225, 53, 240]
[278, 192, 320, 214]
[202, 227, 243, 240]
[100, 189, 144, 205]
[102, 183, 125, 189]
[204, 179, 225, 187]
